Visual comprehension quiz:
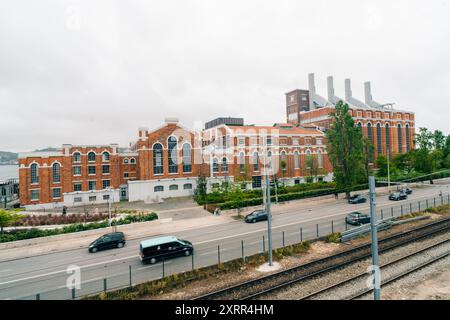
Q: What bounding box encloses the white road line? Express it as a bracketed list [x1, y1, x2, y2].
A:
[0, 255, 139, 286]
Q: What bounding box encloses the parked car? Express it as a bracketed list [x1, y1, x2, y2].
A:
[399, 187, 413, 195]
[139, 236, 193, 264]
[348, 195, 367, 204]
[88, 232, 126, 253]
[245, 210, 268, 223]
[345, 212, 371, 226]
[389, 192, 408, 201]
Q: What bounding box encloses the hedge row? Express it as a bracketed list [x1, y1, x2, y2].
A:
[0, 213, 158, 243]
[219, 188, 336, 210]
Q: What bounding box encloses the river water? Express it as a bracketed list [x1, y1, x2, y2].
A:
[0, 165, 19, 180]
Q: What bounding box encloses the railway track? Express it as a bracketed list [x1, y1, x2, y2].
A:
[193, 217, 450, 300]
[301, 237, 450, 300]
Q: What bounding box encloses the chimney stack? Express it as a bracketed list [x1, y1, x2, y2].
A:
[308, 73, 316, 110]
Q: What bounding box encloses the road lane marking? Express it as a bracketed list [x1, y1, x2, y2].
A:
[0, 255, 139, 286]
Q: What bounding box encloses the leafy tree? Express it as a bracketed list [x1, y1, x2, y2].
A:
[415, 127, 434, 151]
[432, 130, 446, 150]
[0, 209, 25, 234]
[306, 154, 319, 182]
[325, 101, 365, 198]
[195, 174, 208, 202]
[375, 156, 388, 177]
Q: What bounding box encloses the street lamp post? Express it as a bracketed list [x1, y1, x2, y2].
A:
[107, 188, 112, 227]
[387, 147, 391, 193]
[264, 150, 273, 267]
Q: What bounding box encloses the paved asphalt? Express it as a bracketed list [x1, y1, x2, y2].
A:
[1, 183, 449, 300]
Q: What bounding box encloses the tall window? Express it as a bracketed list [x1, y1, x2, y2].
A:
[317, 151, 323, 169]
[73, 152, 81, 163]
[398, 124, 403, 153]
[30, 163, 38, 184]
[153, 143, 163, 175]
[281, 151, 287, 171]
[102, 152, 110, 162]
[367, 123, 374, 162]
[239, 152, 245, 173]
[294, 151, 300, 169]
[88, 152, 96, 162]
[386, 124, 391, 159]
[182, 143, 192, 173]
[52, 163, 61, 183]
[376, 124, 382, 155]
[88, 181, 96, 191]
[267, 151, 273, 170]
[212, 158, 219, 173]
[406, 124, 410, 152]
[221, 157, 228, 173]
[306, 150, 312, 169]
[252, 152, 259, 171]
[168, 137, 178, 174]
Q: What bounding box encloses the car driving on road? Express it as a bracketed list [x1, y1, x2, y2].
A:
[345, 212, 371, 226]
[244, 210, 268, 223]
[88, 232, 126, 253]
[139, 236, 193, 264]
[389, 192, 408, 201]
[399, 187, 413, 195]
[348, 194, 367, 204]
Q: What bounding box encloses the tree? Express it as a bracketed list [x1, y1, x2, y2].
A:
[375, 156, 388, 177]
[432, 130, 446, 150]
[361, 138, 374, 181]
[415, 127, 433, 151]
[325, 101, 365, 198]
[195, 174, 208, 203]
[0, 209, 25, 234]
[306, 154, 319, 182]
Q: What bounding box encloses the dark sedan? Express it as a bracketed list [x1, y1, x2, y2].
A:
[245, 210, 268, 223]
[348, 195, 367, 204]
[399, 188, 413, 195]
[389, 192, 408, 201]
[345, 212, 371, 226]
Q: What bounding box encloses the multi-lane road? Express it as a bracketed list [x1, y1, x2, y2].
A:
[1, 182, 449, 300]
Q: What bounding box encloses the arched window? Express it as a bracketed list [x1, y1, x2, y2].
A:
[306, 150, 312, 169]
[406, 124, 410, 152]
[130, 158, 136, 164]
[168, 137, 178, 174]
[183, 183, 193, 190]
[102, 152, 110, 162]
[52, 163, 61, 183]
[73, 152, 81, 163]
[367, 123, 373, 143]
[154, 186, 164, 192]
[221, 157, 228, 173]
[252, 152, 259, 171]
[153, 143, 163, 175]
[398, 124, 403, 153]
[239, 152, 245, 173]
[281, 151, 287, 171]
[317, 151, 323, 169]
[88, 152, 96, 162]
[357, 122, 362, 132]
[212, 158, 219, 173]
[123, 158, 129, 164]
[169, 185, 178, 191]
[294, 151, 300, 169]
[376, 124, 382, 155]
[385, 124, 391, 159]
[30, 163, 39, 184]
[182, 144, 192, 173]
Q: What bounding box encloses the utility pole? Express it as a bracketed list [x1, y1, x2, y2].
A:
[265, 165, 273, 267]
[387, 147, 391, 193]
[108, 188, 112, 227]
[369, 176, 381, 300]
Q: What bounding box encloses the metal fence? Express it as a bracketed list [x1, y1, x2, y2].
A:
[2, 193, 449, 300]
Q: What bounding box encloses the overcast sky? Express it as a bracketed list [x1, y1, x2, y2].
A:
[1, 0, 449, 152]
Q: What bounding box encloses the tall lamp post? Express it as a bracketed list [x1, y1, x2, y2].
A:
[264, 149, 273, 267]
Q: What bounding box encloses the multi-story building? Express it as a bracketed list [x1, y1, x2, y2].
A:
[286, 74, 416, 160]
[19, 118, 333, 209]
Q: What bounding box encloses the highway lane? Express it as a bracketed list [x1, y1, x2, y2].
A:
[1, 183, 449, 299]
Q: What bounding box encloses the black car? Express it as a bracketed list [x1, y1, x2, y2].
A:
[140, 236, 194, 264]
[345, 212, 371, 226]
[399, 188, 413, 195]
[348, 195, 367, 204]
[88, 232, 126, 253]
[245, 210, 268, 223]
[389, 192, 407, 201]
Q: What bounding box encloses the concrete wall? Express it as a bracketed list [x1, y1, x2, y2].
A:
[128, 177, 197, 203]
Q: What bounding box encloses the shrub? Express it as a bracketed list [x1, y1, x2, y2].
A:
[325, 233, 341, 243]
